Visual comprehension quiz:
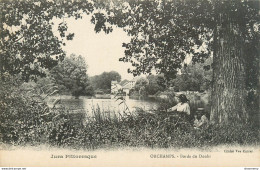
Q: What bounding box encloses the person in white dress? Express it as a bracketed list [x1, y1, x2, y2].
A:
[167, 94, 190, 116]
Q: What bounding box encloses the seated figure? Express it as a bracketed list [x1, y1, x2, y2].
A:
[194, 108, 209, 129]
[168, 94, 190, 116]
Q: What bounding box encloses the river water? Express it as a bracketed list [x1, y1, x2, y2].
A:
[47, 95, 159, 118]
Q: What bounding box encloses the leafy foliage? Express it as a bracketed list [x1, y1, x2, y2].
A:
[0, 75, 53, 145]
[0, 0, 94, 81]
[91, 0, 259, 80]
[146, 74, 167, 95]
[91, 0, 215, 79]
[133, 77, 149, 96]
[171, 57, 213, 92]
[132, 75, 166, 96]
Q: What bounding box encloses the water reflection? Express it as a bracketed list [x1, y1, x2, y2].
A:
[48, 95, 159, 117]
[83, 96, 158, 116]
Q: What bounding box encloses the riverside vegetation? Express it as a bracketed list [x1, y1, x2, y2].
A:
[1, 74, 259, 150]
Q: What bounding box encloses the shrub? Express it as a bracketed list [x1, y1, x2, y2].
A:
[0, 76, 53, 145]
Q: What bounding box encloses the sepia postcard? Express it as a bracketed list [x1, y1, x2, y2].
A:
[0, 0, 259, 167]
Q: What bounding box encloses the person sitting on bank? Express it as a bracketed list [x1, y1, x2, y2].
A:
[194, 108, 209, 129]
[167, 94, 190, 116]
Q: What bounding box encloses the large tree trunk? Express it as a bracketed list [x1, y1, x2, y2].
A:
[210, 7, 248, 124]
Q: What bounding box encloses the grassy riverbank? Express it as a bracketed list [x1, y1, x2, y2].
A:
[2, 102, 259, 150]
[0, 80, 259, 150]
[47, 108, 260, 149]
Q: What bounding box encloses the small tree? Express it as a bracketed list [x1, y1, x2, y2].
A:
[146, 75, 166, 95]
[90, 71, 121, 93]
[134, 77, 149, 96]
[50, 54, 93, 98]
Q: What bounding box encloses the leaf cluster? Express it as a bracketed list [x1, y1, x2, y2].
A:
[90, 71, 121, 93]
[0, 0, 94, 81]
[50, 54, 93, 97]
[91, 0, 259, 80]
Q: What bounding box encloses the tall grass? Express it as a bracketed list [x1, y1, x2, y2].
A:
[46, 106, 260, 149]
[46, 95, 259, 149]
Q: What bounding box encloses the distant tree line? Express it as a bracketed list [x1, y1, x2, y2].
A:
[131, 58, 212, 96]
[35, 53, 211, 98]
[35, 55, 124, 97]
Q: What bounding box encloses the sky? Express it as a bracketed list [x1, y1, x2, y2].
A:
[54, 15, 134, 80]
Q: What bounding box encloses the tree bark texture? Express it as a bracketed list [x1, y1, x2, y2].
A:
[210, 10, 248, 124]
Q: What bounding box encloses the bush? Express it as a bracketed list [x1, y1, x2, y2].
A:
[0, 76, 53, 145]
